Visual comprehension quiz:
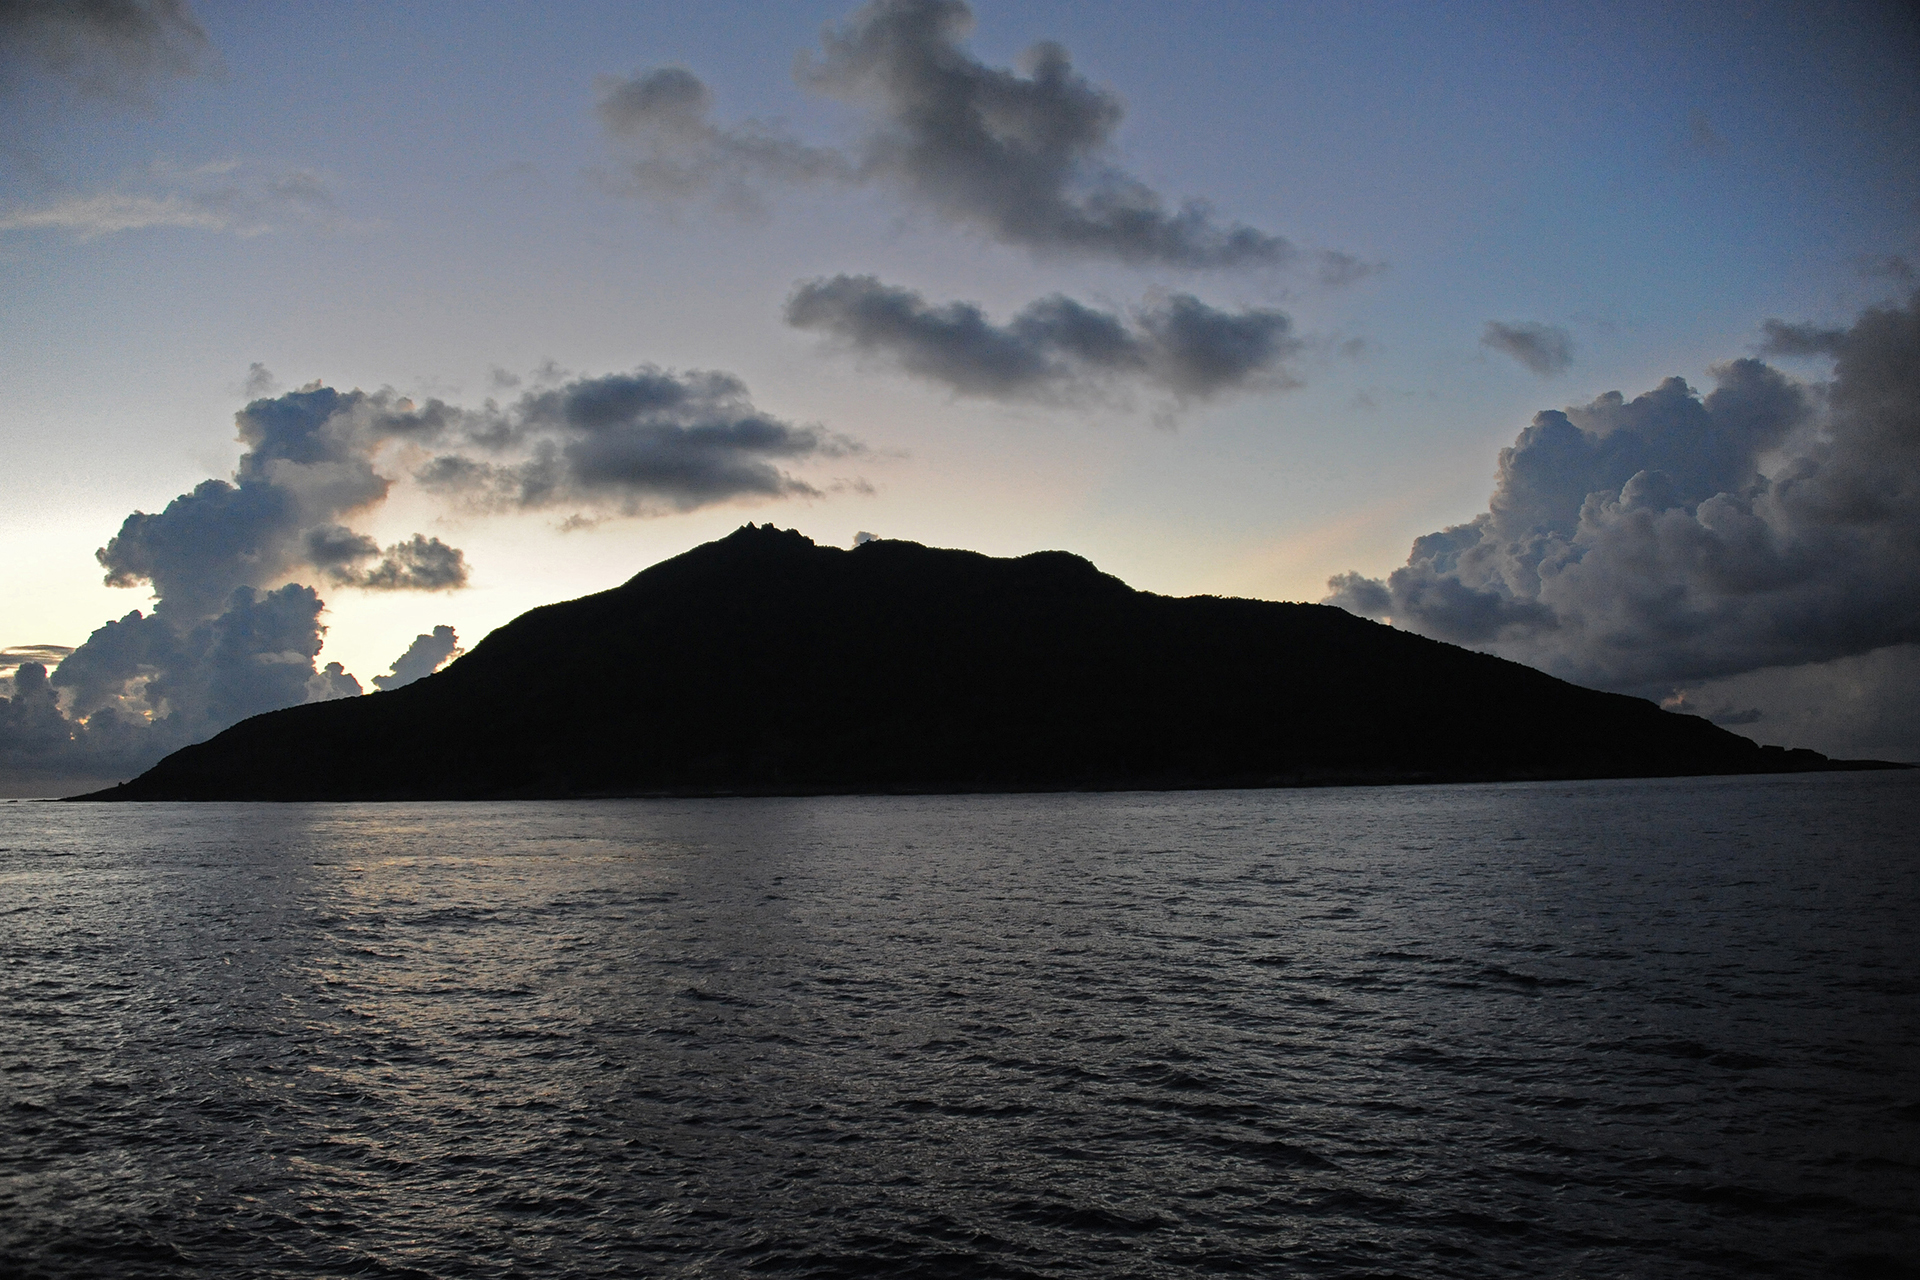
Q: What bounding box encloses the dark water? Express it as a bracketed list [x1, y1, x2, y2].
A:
[2, 774, 1915, 1279]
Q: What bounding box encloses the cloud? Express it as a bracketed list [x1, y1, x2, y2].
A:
[306, 660, 361, 702]
[1660, 691, 1761, 726]
[592, 66, 852, 213]
[1859, 253, 1914, 283]
[1326, 292, 1920, 726]
[1757, 318, 1848, 359]
[344, 534, 468, 590]
[786, 274, 1300, 402]
[0, 381, 479, 785]
[0, 0, 214, 104]
[798, 0, 1292, 268]
[371, 625, 461, 692]
[0, 643, 73, 688]
[597, 0, 1370, 277]
[3, 583, 334, 783]
[1482, 320, 1574, 376]
[0, 162, 348, 240]
[1685, 111, 1728, 157]
[242, 361, 278, 397]
[0, 662, 78, 785]
[96, 382, 468, 619]
[415, 366, 859, 515]
[1659, 644, 1920, 761]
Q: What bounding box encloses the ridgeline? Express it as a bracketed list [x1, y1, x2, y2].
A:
[80, 526, 1879, 801]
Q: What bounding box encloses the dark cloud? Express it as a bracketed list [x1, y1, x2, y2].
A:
[1859, 253, 1914, 282]
[0, 0, 213, 103]
[1326, 293, 1920, 719]
[1657, 643, 1920, 761]
[593, 66, 851, 212]
[799, 0, 1292, 268]
[416, 366, 854, 515]
[598, 0, 1370, 277]
[1685, 111, 1728, 157]
[1757, 318, 1848, 358]
[786, 274, 1299, 402]
[371, 625, 461, 692]
[344, 534, 468, 591]
[1482, 321, 1574, 376]
[305, 526, 468, 591]
[50, 584, 325, 732]
[1141, 293, 1302, 398]
[0, 662, 74, 787]
[0, 643, 73, 685]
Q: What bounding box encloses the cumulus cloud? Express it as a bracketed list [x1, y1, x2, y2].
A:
[0, 0, 214, 104]
[1482, 320, 1574, 376]
[414, 366, 858, 515]
[1, 583, 336, 787]
[0, 161, 347, 240]
[353, 534, 468, 590]
[96, 382, 470, 619]
[306, 660, 361, 702]
[0, 380, 480, 788]
[1326, 292, 1920, 746]
[786, 274, 1300, 402]
[371, 625, 461, 692]
[598, 0, 1368, 277]
[52, 583, 326, 731]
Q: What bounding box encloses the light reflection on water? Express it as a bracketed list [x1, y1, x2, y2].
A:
[2, 773, 1916, 1278]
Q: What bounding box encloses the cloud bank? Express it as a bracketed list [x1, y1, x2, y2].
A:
[598, 0, 1367, 277]
[0, 0, 213, 103]
[786, 274, 1300, 402]
[1327, 291, 1920, 749]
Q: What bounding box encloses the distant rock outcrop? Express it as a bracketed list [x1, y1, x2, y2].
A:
[79, 525, 1881, 800]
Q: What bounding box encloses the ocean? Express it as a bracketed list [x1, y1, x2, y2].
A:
[2, 773, 1915, 1278]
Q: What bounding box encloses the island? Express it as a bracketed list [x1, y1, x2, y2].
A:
[78, 524, 1891, 801]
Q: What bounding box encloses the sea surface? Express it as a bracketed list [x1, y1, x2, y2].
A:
[2, 773, 1916, 1279]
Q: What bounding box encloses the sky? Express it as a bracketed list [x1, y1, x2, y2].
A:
[2, 0, 1917, 794]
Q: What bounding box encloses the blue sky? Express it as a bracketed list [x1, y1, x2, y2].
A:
[2, 0, 1917, 788]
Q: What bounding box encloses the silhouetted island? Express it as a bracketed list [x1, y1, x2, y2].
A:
[80, 525, 1896, 801]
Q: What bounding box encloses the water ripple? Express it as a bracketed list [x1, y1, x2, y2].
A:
[1, 772, 1916, 1278]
